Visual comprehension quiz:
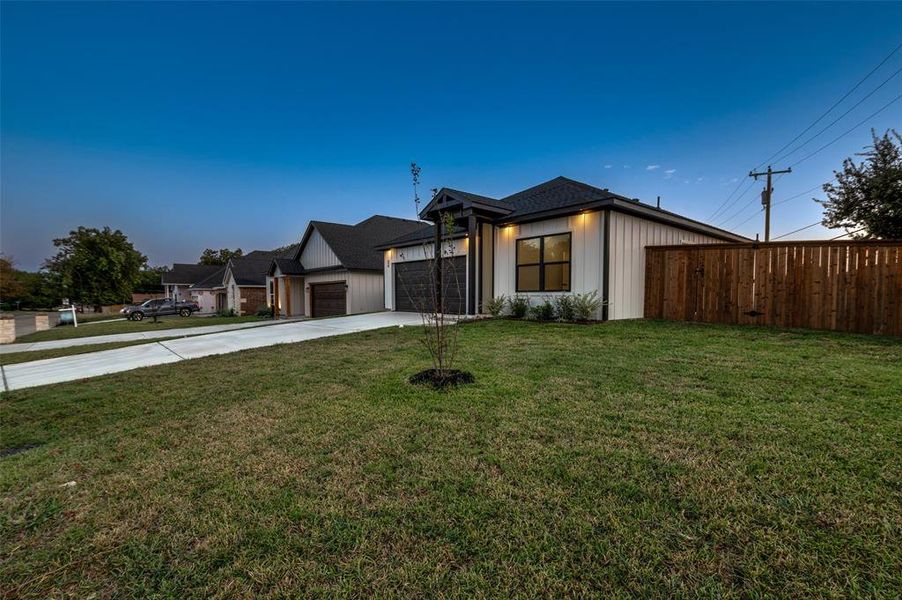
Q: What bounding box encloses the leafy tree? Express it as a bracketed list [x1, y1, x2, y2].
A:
[199, 248, 243, 265]
[134, 266, 169, 294]
[44, 226, 147, 308]
[19, 271, 62, 309]
[819, 129, 902, 239]
[0, 255, 63, 309]
[0, 255, 26, 301]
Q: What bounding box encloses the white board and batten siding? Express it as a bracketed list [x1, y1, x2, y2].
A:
[382, 210, 726, 319]
[304, 271, 384, 317]
[383, 239, 468, 311]
[494, 211, 605, 318]
[607, 211, 722, 319]
[301, 229, 341, 269]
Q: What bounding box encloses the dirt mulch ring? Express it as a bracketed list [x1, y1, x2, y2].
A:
[409, 369, 475, 389]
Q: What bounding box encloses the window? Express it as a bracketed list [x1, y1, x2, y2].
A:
[516, 233, 571, 292]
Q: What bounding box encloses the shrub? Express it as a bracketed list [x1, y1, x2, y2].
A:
[255, 304, 273, 318]
[529, 299, 555, 321]
[507, 295, 529, 319]
[555, 295, 575, 322]
[217, 308, 236, 317]
[572, 291, 602, 321]
[485, 295, 506, 317]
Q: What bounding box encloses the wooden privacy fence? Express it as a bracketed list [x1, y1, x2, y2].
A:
[644, 241, 902, 335]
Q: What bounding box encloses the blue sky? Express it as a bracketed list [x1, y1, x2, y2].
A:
[2, 2, 901, 270]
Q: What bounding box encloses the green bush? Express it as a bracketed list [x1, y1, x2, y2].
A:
[572, 291, 602, 321]
[255, 304, 273, 318]
[507, 295, 529, 319]
[529, 299, 555, 321]
[217, 308, 236, 317]
[555, 295, 575, 321]
[485, 295, 506, 317]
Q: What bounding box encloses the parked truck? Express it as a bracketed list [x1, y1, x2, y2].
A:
[120, 298, 200, 321]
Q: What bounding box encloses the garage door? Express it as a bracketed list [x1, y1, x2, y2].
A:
[394, 257, 466, 314]
[311, 282, 346, 317]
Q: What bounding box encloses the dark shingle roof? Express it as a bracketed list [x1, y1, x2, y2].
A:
[189, 266, 227, 290]
[243, 250, 278, 260]
[416, 176, 746, 242]
[272, 257, 304, 275]
[161, 263, 223, 285]
[228, 257, 273, 286]
[310, 215, 428, 270]
[442, 188, 511, 209]
[376, 224, 467, 249]
[244, 245, 298, 260]
[499, 176, 628, 218]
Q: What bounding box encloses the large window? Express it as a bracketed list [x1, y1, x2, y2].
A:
[516, 233, 571, 292]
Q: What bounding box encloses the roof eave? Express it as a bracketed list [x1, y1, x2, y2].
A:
[607, 198, 749, 242]
[374, 230, 468, 251]
[496, 198, 746, 243]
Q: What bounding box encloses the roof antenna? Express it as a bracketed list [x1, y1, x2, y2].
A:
[656, 195, 661, 209]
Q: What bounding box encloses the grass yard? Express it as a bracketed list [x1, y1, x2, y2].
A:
[9, 315, 266, 343]
[0, 338, 184, 366]
[1, 320, 900, 597]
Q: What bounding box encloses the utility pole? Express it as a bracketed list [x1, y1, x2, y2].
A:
[749, 166, 791, 241]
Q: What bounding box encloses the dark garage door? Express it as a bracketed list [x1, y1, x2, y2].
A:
[311, 282, 346, 317]
[394, 257, 466, 314]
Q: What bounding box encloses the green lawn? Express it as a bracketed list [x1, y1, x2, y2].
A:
[1, 320, 899, 597]
[9, 315, 266, 343]
[0, 338, 183, 366]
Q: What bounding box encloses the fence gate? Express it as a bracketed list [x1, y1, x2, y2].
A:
[644, 241, 902, 335]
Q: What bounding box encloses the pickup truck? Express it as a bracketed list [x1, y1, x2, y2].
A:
[120, 298, 200, 321]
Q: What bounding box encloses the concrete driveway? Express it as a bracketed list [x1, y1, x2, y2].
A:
[1, 312, 423, 391]
[1, 318, 300, 354]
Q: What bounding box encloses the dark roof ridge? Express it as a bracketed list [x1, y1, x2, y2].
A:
[355, 214, 423, 226]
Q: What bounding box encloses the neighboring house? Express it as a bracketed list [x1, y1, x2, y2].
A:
[222, 254, 281, 316]
[379, 176, 748, 320]
[131, 292, 165, 304]
[188, 266, 227, 314]
[268, 216, 428, 318]
[161, 264, 224, 302]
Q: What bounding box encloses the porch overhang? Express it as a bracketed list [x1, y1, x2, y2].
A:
[418, 188, 513, 222]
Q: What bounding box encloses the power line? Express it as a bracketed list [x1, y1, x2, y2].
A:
[717, 172, 787, 227]
[709, 177, 752, 220]
[790, 91, 902, 167]
[712, 178, 758, 224]
[733, 208, 764, 230]
[723, 173, 812, 232]
[771, 221, 821, 240]
[831, 227, 866, 240]
[708, 41, 902, 223]
[754, 41, 902, 170]
[771, 66, 902, 165]
[772, 184, 823, 206]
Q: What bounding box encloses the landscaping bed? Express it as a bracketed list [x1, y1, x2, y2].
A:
[1, 320, 899, 597]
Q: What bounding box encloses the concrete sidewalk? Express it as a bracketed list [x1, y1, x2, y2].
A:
[0, 318, 301, 354]
[1, 312, 423, 391]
